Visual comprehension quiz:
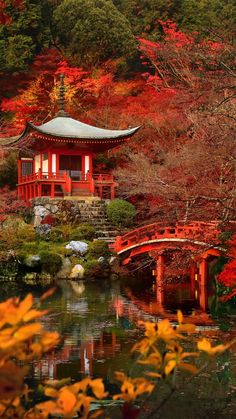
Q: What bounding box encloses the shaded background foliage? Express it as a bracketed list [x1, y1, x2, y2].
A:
[0, 0, 235, 226]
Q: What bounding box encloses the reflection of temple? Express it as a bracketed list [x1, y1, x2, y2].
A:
[34, 331, 120, 381]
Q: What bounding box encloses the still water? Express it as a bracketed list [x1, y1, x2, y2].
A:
[1, 276, 236, 418]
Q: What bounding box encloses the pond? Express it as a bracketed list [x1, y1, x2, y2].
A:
[1, 275, 236, 418]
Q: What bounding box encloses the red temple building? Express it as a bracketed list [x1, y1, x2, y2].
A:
[0, 75, 139, 200]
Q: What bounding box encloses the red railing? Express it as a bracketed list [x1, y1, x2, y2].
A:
[93, 174, 114, 183]
[19, 171, 67, 184]
[114, 222, 220, 253]
[18, 171, 116, 199]
[19, 172, 114, 184]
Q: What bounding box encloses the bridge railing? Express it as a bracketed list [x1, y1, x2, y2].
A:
[114, 222, 219, 253]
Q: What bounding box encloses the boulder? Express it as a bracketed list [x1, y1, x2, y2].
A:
[34, 205, 50, 227]
[36, 224, 52, 239]
[65, 241, 88, 255]
[24, 255, 40, 268]
[69, 264, 85, 279]
[56, 258, 72, 279]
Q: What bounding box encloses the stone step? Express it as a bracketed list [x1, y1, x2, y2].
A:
[95, 231, 118, 238]
[96, 237, 116, 243]
[95, 228, 120, 233]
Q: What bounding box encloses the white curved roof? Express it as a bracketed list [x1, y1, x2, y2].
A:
[30, 116, 140, 139]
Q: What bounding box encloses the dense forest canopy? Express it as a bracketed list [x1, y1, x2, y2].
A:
[0, 0, 235, 224]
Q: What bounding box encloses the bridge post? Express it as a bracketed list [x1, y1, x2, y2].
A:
[156, 254, 165, 304]
[190, 261, 197, 298]
[199, 258, 207, 288]
[199, 258, 208, 311]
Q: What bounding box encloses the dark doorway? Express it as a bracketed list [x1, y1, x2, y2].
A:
[59, 155, 82, 180]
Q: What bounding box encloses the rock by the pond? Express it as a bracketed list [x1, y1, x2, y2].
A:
[69, 264, 85, 279]
[56, 258, 72, 279]
[34, 205, 50, 227]
[65, 241, 88, 255]
[98, 256, 105, 264]
[24, 255, 40, 268]
[36, 224, 52, 239]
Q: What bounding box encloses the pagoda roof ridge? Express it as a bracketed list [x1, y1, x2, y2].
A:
[29, 116, 141, 140]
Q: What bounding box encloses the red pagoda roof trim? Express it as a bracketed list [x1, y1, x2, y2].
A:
[0, 116, 141, 150]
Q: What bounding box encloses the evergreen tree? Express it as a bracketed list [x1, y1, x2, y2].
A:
[53, 0, 136, 66]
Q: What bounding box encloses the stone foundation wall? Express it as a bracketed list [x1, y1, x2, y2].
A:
[33, 198, 82, 226]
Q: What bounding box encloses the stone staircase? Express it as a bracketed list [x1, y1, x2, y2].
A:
[71, 188, 93, 197]
[77, 199, 120, 243]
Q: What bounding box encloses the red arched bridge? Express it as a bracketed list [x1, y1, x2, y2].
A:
[114, 221, 221, 258]
[113, 221, 224, 306]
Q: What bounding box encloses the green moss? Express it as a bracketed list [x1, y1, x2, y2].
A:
[70, 223, 96, 241]
[39, 251, 63, 275]
[88, 240, 110, 258]
[83, 259, 103, 279]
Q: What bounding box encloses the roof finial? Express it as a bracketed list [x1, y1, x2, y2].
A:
[56, 73, 68, 117]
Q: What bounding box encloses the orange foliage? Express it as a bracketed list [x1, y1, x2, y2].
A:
[0, 292, 233, 418]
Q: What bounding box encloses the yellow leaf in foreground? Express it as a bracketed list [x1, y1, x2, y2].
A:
[90, 379, 108, 399]
[44, 387, 58, 398]
[165, 360, 176, 376]
[14, 323, 42, 342]
[179, 362, 198, 374]
[23, 309, 48, 323]
[40, 331, 60, 351]
[177, 310, 183, 324]
[197, 338, 228, 355]
[58, 388, 77, 413]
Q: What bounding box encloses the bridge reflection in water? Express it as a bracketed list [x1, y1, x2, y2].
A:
[32, 274, 216, 383]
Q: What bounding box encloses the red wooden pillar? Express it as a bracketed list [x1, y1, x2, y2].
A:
[190, 261, 197, 298]
[156, 254, 165, 304]
[199, 258, 208, 311]
[33, 183, 37, 198]
[30, 184, 33, 199]
[17, 159, 22, 183]
[89, 154, 93, 178]
[199, 258, 207, 288]
[82, 154, 85, 180]
[51, 183, 55, 198]
[38, 183, 42, 197]
[48, 151, 52, 178]
[111, 184, 115, 200]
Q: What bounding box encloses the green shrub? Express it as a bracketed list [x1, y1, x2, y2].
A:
[0, 219, 37, 250]
[39, 251, 63, 275]
[49, 225, 73, 242]
[88, 240, 110, 258]
[83, 259, 103, 279]
[49, 228, 65, 242]
[70, 223, 96, 241]
[106, 199, 136, 227]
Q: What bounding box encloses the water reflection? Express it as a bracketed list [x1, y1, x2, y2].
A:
[30, 276, 218, 383]
[1, 276, 235, 416]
